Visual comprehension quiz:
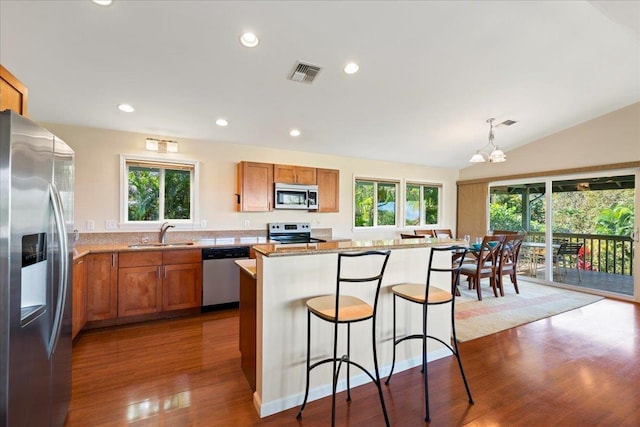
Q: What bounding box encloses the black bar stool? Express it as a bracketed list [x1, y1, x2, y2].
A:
[385, 245, 473, 422]
[296, 250, 391, 427]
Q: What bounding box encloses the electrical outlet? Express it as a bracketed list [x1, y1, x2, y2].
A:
[200, 220, 207, 228]
[105, 220, 118, 230]
[244, 220, 250, 229]
[86, 220, 95, 231]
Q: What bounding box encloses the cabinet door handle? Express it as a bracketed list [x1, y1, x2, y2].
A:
[164, 266, 168, 279]
[111, 253, 116, 267]
[157, 267, 161, 279]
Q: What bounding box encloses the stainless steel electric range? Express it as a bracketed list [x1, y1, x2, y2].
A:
[267, 222, 326, 244]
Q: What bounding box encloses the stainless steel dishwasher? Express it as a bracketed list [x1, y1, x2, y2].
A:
[202, 246, 250, 309]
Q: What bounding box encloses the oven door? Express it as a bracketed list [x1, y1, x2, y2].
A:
[274, 188, 309, 209]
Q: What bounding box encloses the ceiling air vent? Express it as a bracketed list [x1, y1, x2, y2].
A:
[288, 61, 321, 84]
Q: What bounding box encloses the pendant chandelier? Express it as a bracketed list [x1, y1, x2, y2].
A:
[469, 118, 515, 163]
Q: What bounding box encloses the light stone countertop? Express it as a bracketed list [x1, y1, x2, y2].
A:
[234, 259, 257, 279]
[71, 234, 349, 260]
[252, 237, 465, 257]
[72, 236, 271, 260]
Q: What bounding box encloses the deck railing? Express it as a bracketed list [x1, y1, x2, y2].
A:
[526, 232, 634, 276]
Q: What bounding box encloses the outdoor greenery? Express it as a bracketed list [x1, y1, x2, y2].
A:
[490, 184, 635, 276]
[164, 169, 191, 219]
[490, 188, 634, 236]
[355, 181, 441, 228]
[128, 165, 191, 222]
[406, 184, 439, 226]
[128, 167, 160, 221]
[354, 180, 396, 227]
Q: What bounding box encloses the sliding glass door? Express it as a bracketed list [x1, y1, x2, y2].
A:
[489, 169, 638, 301]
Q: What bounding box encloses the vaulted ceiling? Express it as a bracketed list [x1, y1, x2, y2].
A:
[1, 1, 638, 169]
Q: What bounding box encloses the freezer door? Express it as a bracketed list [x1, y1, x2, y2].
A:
[2, 111, 53, 426]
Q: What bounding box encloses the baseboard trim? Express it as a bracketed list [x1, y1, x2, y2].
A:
[258, 348, 452, 418]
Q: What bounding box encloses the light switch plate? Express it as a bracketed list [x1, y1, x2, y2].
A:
[200, 220, 207, 228]
[86, 220, 95, 231]
[105, 220, 118, 230]
[244, 220, 250, 229]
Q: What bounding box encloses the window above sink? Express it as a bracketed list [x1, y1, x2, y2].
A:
[119, 155, 200, 230]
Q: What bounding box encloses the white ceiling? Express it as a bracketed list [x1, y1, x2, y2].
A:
[1, 0, 638, 169]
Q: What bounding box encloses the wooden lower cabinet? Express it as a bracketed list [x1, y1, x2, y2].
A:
[163, 263, 202, 311]
[86, 253, 118, 321]
[72, 256, 87, 338]
[118, 265, 162, 317]
[239, 265, 257, 391]
[118, 249, 202, 317]
[82, 248, 202, 329]
[162, 249, 202, 310]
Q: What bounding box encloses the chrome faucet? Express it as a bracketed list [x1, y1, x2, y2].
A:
[160, 222, 175, 244]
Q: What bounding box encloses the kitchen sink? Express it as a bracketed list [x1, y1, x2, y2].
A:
[128, 242, 195, 249]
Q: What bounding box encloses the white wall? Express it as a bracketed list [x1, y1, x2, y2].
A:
[41, 122, 459, 240]
[459, 102, 640, 180]
[43, 103, 637, 241]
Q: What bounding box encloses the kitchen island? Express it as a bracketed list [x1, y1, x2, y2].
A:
[249, 238, 461, 417]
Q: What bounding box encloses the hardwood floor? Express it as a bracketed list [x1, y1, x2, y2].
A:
[66, 299, 640, 426]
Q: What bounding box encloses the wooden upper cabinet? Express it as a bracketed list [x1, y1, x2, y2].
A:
[237, 161, 273, 212]
[0, 65, 28, 116]
[86, 253, 118, 321]
[317, 168, 340, 213]
[274, 164, 317, 185]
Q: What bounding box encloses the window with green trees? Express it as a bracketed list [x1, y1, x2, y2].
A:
[354, 179, 398, 227]
[405, 183, 440, 226]
[123, 157, 197, 223]
[490, 175, 635, 279]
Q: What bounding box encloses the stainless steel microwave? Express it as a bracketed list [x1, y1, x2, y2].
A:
[274, 183, 318, 210]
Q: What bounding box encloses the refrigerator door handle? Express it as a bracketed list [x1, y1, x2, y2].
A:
[47, 182, 69, 358]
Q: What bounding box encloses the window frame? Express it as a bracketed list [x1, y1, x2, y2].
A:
[404, 181, 443, 228]
[353, 177, 400, 229]
[119, 154, 200, 229]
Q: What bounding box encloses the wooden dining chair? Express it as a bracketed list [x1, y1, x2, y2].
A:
[414, 229, 435, 237]
[401, 233, 421, 239]
[496, 233, 525, 295]
[459, 234, 506, 300]
[434, 229, 453, 238]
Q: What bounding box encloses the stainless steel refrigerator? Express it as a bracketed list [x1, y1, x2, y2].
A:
[0, 110, 73, 426]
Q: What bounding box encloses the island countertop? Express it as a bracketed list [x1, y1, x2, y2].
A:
[252, 237, 464, 257]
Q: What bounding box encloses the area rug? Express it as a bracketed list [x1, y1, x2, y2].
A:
[453, 279, 603, 342]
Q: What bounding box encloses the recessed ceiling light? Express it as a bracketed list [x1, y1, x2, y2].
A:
[216, 118, 228, 127]
[240, 32, 259, 48]
[92, 0, 112, 6]
[117, 104, 134, 113]
[289, 129, 301, 137]
[344, 62, 360, 74]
